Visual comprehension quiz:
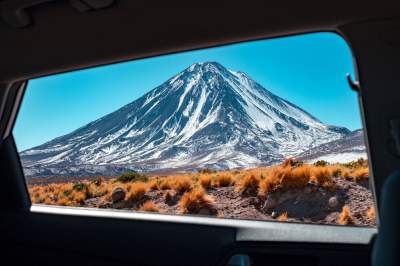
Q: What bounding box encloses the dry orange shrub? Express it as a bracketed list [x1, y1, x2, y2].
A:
[36, 194, 46, 204]
[329, 164, 369, 182]
[89, 181, 111, 198]
[171, 176, 193, 193]
[341, 168, 351, 180]
[327, 165, 342, 177]
[148, 179, 159, 190]
[367, 206, 376, 220]
[236, 173, 260, 195]
[278, 212, 288, 221]
[215, 173, 233, 187]
[70, 190, 87, 204]
[281, 158, 301, 167]
[258, 166, 311, 196]
[127, 182, 147, 201]
[57, 197, 70, 206]
[338, 205, 354, 225]
[159, 177, 173, 190]
[179, 188, 215, 214]
[258, 167, 282, 196]
[285, 165, 311, 189]
[43, 197, 54, 205]
[30, 182, 75, 205]
[124, 183, 132, 192]
[139, 201, 159, 212]
[199, 175, 212, 189]
[310, 167, 333, 187]
[351, 167, 369, 182]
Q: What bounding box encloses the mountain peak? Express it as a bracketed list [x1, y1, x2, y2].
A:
[166, 61, 234, 91]
[188, 61, 222, 67]
[20, 61, 352, 177]
[185, 61, 227, 73]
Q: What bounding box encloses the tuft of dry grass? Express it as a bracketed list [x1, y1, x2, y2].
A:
[127, 182, 147, 202]
[179, 188, 215, 214]
[139, 201, 159, 212]
[148, 179, 159, 190]
[57, 197, 70, 206]
[43, 197, 54, 205]
[351, 167, 369, 182]
[258, 166, 311, 197]
[341, 168, 351, 180]
[92, 182, 110, 197]
[258, 167, 281, 196]
[327, 165, 342, 177]
[282, 158, 303, 168]
[159, 178, 172, 190]
[236, 174, 260, 195]
[171, 176, 193, 194]
[70, 190, 86, 205]
[283, 165, 310, 189]
[367, 206, 376, 220]
[277, 212, 288, 221]
[310, 167, 333, 187]
[36, 194, 46, 204]
[92, 176, 104, 186]
[337, 165, 369, 182]
[338, 205, 354, 225]
[125, 183, 132, 192]
[215, 174, 233, 187]
[199, 175, 212, 189]
[342, 158, 368, 169]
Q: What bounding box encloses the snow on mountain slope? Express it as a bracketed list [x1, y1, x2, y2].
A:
[20, 62, 351, 177]
[298, 129, 367, 163]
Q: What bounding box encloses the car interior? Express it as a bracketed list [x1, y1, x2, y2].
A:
[1, 1, 400, 266]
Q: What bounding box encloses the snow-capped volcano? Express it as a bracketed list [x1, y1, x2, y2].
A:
[20, 62, 351, 177]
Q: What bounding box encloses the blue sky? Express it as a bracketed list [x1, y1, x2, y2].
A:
[13, 32, 361, 151]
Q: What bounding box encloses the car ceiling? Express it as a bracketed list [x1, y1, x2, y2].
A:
[0, 2, 400, 83]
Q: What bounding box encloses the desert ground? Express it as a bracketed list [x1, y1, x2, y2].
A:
[27, 158, 376, 226]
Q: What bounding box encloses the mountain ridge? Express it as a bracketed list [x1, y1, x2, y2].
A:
[298, 129, 366, 163]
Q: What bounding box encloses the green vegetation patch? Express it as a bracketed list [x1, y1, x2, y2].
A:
[73, 182, 88, 191]
[116, 171, 148, 183]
